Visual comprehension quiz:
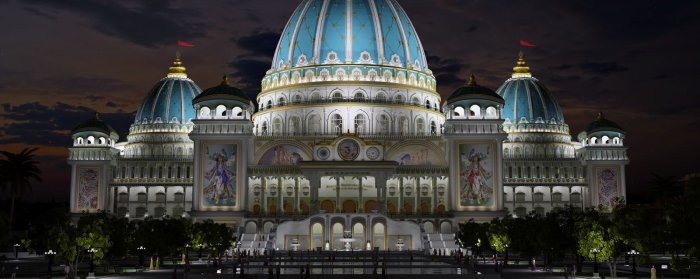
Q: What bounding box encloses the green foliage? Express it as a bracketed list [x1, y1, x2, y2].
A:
[577, 222, 614, 261]
[194, 220, 236, 258]
[456, 219, 489, 254]
[487, 218, 510, 253]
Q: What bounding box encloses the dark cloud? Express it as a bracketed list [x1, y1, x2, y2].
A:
[427, 55, 465, 88]
[233, 31, 281, 58]
[579, 62, 628, 75]
[465, 25, 478, 33]
[227, 58, 269, 100]
[19, 0, 208, 47]
[86, 95, 104, 102]
[22, 6, 57, 20]
[0, 102, 133, 145]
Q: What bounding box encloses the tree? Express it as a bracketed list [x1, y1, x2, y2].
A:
[194, 220, 235, 262]
[456, 219, 489, 258]
[0, 147, 42, 232]
[487, 218, 510, 254]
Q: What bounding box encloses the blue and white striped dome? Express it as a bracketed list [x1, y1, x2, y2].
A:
[134, 54, 202, 125]
[496, 53, 565, 124]
[272, 0, 428, 72]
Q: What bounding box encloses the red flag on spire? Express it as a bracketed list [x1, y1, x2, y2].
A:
[178, 40, 194, 47]
[519, 40, 536, 47]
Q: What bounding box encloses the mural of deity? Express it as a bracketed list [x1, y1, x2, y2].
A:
[78, 168, 99, 209]
[203, 144, 237, 207]
[597, 168, 618, 210]
[459, 144, 493, 206]
[259, 145, 304, 165]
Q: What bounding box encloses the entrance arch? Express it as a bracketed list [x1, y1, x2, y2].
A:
[372, 222, 386, 250]
[364, 200, 378, 212]
[320, 200, 335, 212]
[342, 200, 357, 213]
[352, 222, 365, 250]
[332, 223, 344, 249]
[310, 222, 324, 249]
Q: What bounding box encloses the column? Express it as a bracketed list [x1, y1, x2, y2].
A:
[309, 174, 320, 214]
[295, 177, 300, 215]
[432, 176, 438, 214]
[376, 173, 387, 213]
[261, 177, 267, 215]
[415, 176, 421, 215]
[336, 176, 341, 213]
[278, 177, 283, 215]
[398, 177, 404, 215]
[358, 176, 364, 212]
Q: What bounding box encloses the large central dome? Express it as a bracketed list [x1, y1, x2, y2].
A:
[272, 0, 428, 72]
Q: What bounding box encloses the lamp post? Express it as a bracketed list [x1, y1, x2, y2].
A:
[137, 246, 146, 267]
[45, 249, 56, 278]
[87, 248, 98, 274]
[590, 248, 600, 276]
[13, 243, 20, 260]
[627, 249, 639, 278]
[504, 244, 509, 268]
[198, 244, 204, 261]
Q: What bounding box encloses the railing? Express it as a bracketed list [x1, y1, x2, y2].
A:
[257, 98, 442, 112]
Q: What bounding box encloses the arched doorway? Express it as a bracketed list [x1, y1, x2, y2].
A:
[244, 222, 257, 234]
[440, 221, 452, 233]
[332, 223, 344, 249]
[342, 200, 357, 213]
[310, 223, 324, 249]
[253, 204, 261, 215]
[364, 200, 378, 212]
[352, 223, 365, 250]
[263, 221, 274, 234]
[372, 223, 386, 250]
[403, 201, 413, 215]
[423, 221, 435, 233]
[320, 200, 335, 212]
[436, 204, 446, 214]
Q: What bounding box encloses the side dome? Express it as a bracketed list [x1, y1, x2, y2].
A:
[272, 0, 428, 72]
[586, 112, 624, 134]
[447, 75, 504, 104]
[71, 112, 119, 145]
[496, 52, 564, 125]
[134, 53, 202, 125]
[193, 76, 251, 105]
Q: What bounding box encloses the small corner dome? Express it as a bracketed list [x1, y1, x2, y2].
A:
[585, 112, 624, 134]
[192, 75, 252, 107]
[71, 112, 119, 140]
[446, 74, 504, 105]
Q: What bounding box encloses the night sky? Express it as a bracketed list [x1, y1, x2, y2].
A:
[1, 0, 698, 202]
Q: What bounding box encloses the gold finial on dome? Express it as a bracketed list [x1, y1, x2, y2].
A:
[167, 51, 188, 78]
[467, 74, 477, 86]
[221, 74, 230, 86]
[512, 50, 532, 78]
[596, 111, 604, 120]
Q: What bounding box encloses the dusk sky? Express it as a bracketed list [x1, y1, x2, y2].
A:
[1, 0, 698, 202]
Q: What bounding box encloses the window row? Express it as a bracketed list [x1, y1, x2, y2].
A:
[259, 91, 440, 111]
[115, 165, 192, 179]
[263, 68, 435, 91]
[505, 165, 582, 179]
[75, 136, 114, 146]
[257, 114, 439, 135]
[198, 105, 246, 119]
[450, 105, 499, 119]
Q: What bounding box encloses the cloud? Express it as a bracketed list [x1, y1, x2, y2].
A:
[86, 95, 104, 102]
[19, 0, 208, 47]
[233, 31, 280, 58]
[0, 102, 133, 146]
[227, 58, 269, 100]
[427, 55, 466, 88]
[579, 62, 628, 75]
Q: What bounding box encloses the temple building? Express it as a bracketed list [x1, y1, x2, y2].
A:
[66, 0, 629, 252]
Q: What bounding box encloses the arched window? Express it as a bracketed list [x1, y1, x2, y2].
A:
[332, 91, 343, 101]
[231, 107, 243, 118]
[293, 94, 303, 104]
[354, 114, 366, 134]
[394, 94, 405, 104]
[311, 92, 321, 102]
[376, 92, 387, 102]
[430, 121, 437, 134]
[425, 100, 431, 108]
[533, 192, 544, 202]
[590, 137, 598, 145]
[87, 136, 95, 145]
[469, 104, 481, 117]
[215, 105, 227, 118]
[330, 114, 343, 134]
[353, 92, 366, 101]
[454, 106, 465, 118]
[307, 115, 320, 134]
[602, 136, 610, 144]
[77, 137, 84, 145]
[411, 97, 420, 106]
[515, 192, 526, 202]
[416, 118, 425, 134]
[289, 116, 301, 134]
[378, 114, 390, 133]
[613, 137, 620, 144]
[485, 106, 497, 118]
[266, 100, 272, 109]
[261, 121, 268, 135]
[397, 116, 408, 134]
[273, 118, 283, 134]
[99, 137, 106, 145]
[200, 107, 211, 118]
[278, 97, 286, 106]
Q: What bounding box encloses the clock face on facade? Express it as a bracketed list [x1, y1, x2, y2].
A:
[365, 146, 380, 160]
[316, 147, 330, 160]
[337, 139, 360, 161]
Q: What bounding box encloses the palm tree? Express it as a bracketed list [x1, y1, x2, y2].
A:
[0, 147, 42, 232]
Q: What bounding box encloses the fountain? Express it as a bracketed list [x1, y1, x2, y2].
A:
[338, 231, 355, 251]
[396, 238, 405, 251]
[290, 238, 300, 251]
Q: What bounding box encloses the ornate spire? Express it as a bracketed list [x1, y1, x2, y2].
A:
[167, 51, 188, 78]
[220, 74, 230, 86]
[512, 51, 532, 78]
[466, 74, 477, 86]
